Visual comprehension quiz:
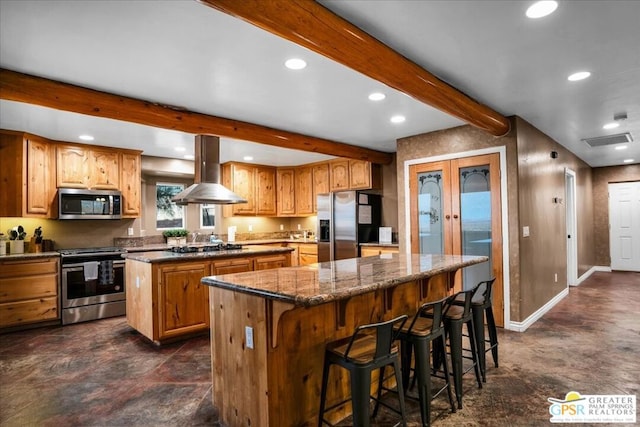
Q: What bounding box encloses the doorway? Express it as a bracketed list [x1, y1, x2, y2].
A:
[565, 169, 578, 286]
[408, 153, 504, 326]
[609, 181, 640, 271]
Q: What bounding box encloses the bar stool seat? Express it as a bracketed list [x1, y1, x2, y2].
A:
[394, 297, 456, 427]
[318, 315, 409, 427]
[445, 287, 483, 409]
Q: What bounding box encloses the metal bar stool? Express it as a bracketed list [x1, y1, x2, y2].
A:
[318, 315, 409, 427]
[470, 278, 498, 382]
[393, 296, 456, 427]
[445, 286, 483, 409]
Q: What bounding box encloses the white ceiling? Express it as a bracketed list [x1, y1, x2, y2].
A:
[1, 0, 638, 168]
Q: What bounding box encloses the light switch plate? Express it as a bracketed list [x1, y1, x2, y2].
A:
[523, 226, 530, 237]
[245, 326, 254, 349]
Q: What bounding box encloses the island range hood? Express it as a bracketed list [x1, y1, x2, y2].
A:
[171, 135, 247, 205]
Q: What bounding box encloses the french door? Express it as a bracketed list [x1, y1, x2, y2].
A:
[409, 153, 503, 326]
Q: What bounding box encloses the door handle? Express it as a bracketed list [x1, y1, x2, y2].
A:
[445, 214, 451, 220]
[453, 214, 459, 219]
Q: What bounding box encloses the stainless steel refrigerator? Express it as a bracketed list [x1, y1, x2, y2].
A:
[317, 191, 382, 262]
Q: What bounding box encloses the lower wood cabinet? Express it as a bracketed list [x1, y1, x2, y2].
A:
[126, 252, 291, 345]
[0, 257, 60, 329]
[360, 245, 399, 257]
[297, 243, 318, 265]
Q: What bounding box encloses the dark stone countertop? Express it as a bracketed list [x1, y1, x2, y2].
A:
[0, 251, 60, 261]
[202, 253, 488, 306]
[123, 245, 294, 263]
[359, 242, 399, 247]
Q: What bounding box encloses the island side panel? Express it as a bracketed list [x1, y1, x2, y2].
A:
[125, 259, 154, 339]
[209, 286, 269, 426]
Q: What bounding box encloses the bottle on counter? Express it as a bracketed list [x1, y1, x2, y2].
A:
[0, 233, 6, 255]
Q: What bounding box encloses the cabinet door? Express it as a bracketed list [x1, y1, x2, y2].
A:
[295, 166, 314, 215]
[254, 254, 288, 270]
[232, 163, 256, 215]
[157, 262, 210, 340]
[349, 160, 371, 189]
[26, 137, 53, 216]
[120, 152, 141, 217]
[57, 145, 88, 188]
[256, 166, 277, 216]
[312, 163, 330, 213]
[90, 149, 120, 189]
[212, 258, 254, 275]
[329, 160, 350, 191]
[277, 168, 296, 216]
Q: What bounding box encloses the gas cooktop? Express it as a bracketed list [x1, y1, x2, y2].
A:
[170, 243, 243, 254]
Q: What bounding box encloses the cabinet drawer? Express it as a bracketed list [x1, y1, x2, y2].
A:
[0, 274, 58, 303]
[254, 255, 288, 271]
[0, 296, 58, 327]
[299, 253, 318, 266]
[298, 243, 318, 255]
[0, 258, 59, 278]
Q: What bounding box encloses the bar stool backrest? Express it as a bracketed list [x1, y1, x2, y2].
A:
[407, 296, 448, 335]
[473, 278, 497, 306]
[343, 315, 409, 361]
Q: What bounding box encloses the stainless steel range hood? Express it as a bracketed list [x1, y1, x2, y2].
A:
[171, 135, 247, 205]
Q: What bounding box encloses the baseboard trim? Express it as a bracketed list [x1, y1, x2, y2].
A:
[508, 288, 569, 332]
[570, 265, 611, 286]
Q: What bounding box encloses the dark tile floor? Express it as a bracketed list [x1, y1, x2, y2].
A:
[1, 271, 638, 426]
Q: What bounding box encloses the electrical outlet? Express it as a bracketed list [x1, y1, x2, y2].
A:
[127, 227, 134, 236]
[245, 326, 254, 349]
[554, 273, 558, 283]
[136, 276, 140, 288]
[280, 224, 284, 231]
[297, 224, 301, 230]
[523, 226, 530, 237]
[248, 225, 253, 232]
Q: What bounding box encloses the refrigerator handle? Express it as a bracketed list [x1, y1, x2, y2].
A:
[329, 194, 334, 261]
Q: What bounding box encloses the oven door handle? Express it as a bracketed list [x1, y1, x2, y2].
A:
[63, 260, 125, 269]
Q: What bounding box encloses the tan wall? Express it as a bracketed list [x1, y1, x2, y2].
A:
[396, 117, 597, 323]
[592, 164, 640, 266]
[380, 156, 399, 237]
[396, 119, 522, 320]
[514, 117, 594, 319]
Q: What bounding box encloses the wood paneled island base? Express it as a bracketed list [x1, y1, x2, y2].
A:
[203, 253, 487, 426]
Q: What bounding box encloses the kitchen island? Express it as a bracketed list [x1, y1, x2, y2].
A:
[202, 253, 487, 426]
[123, 245, 293, 345]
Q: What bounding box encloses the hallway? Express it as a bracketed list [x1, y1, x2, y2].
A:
[1, 271, 638, 426]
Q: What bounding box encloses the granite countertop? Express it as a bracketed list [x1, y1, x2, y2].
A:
[0, 251, 60, 261]
[123, 245, 294, 263]
[359, 242, 399, 247]
[202, 253, 488, 306]
[122, 239, 317, 253]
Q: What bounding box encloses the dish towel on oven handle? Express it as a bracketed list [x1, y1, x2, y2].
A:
[83, 261, 99, 281]
[99, 260, 114, 285]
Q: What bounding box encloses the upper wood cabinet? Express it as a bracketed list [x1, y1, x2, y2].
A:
[276, 168, 296, 216]
[349, 159, 381, 190]
[312, 163, 330, 212]
[295, 166, 314, 215]
[329, 159, 350, 192]
[56, 144, 120, 189]
[120, 152, 142, 218]
[255, 166, 277, 216]
[0, 131, 56, 218]
[222, 162, 276, 216]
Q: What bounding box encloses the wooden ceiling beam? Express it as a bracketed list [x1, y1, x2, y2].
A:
[0, 68, 393, 164]
[200, 0, 510, 137]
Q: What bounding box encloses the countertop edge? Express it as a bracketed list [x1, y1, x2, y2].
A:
[0, 251, 60, 260]
[123, 245, 294, 263]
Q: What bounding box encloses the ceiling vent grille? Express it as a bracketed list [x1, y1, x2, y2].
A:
[582, 132, 633, 147]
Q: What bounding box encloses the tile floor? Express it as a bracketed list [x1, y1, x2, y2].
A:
[1, 271, 638, 426]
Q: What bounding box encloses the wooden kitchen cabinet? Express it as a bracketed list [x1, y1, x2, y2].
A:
[254, 254, 289, 270]
[295, 166, 314, 215]
[312, 162, 330, 212]
[157, 261, 211, 341]
[329, 159, 350, 191]
[255, 166, 277, 216]
[0, 256, 60, 329]
[297, 243, 318, 265]
[212, 258, 253, 275]
[120, 152, 142, 218]
[222, 162, 258, 216]
[0, 131, 56, 218]
[56, 144, 120, 189]
[349, 159, 381, 190]
[276, 168, 296, 216]
[360, 245, 399, 257]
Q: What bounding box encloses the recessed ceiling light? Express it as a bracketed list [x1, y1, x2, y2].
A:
[285, 58, 306, 70]
[603, 122, 620, 130]
[368, 92, 386, 101]
[623, 159, 634, 163]
[175, 146, 186, 152]
[243, 156, 254, 161]
[567, 71, 591, 81]
[614, 145, 628, 150]
[183, 154, 194, 160]
[390, 115, 406, 124]
[79, 134, 94, 141]
[526, 1, 558, 18]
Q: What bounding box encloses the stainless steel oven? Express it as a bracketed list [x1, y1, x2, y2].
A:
[59, 247, 126, 325]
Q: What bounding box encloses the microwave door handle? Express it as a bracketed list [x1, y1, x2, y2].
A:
[109, 195, 113, 215]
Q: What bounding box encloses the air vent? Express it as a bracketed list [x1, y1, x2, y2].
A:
[582, 132, 633, 147]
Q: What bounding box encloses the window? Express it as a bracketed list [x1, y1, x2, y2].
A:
[200, 204, 215, 229]
[156, 183, 185, 229]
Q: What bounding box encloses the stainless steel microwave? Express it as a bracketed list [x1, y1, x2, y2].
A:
[58, 188, 122, 220]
